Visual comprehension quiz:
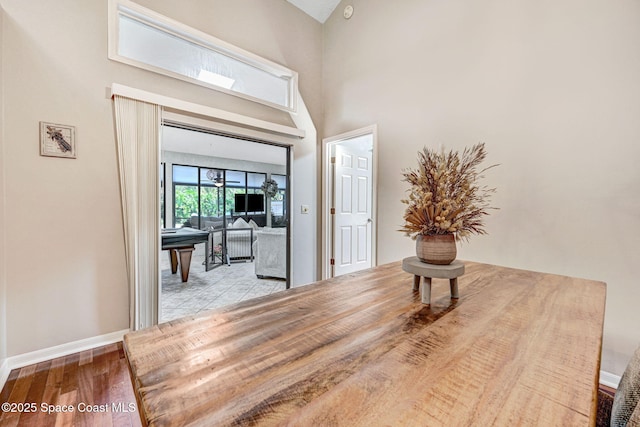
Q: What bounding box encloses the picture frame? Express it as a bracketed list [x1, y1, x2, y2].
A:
[40, 121, 76, 159]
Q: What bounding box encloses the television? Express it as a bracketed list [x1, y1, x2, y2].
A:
[234, 193, 264, 213]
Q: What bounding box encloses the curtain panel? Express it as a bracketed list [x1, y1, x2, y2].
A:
[113, 95, 161, 330]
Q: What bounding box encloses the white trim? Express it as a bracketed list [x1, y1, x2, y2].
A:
[108, 0, 298, 112]
[321, 125, 378, 279]
[0, 329, 129, 390]
[162, 111, 298, 147]
[110, 83, 305, 139]
[113, 86, 311, 330]
[0, 358, 9, 392]
[600, 370, 621, 389]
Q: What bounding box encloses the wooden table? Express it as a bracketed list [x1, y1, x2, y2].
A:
[124, 261, 606, 426]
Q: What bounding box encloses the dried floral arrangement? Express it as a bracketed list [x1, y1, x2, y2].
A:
[400, 143, 497, 241]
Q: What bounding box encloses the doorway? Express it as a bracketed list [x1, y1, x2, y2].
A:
[322, 126, 378, 278]
[159, 123, 291, 322]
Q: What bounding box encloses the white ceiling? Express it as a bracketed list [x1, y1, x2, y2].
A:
[286, 0, 342, 24]
[162, 126, 287, 166]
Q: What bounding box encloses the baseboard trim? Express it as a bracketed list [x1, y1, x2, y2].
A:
[0, 358, 10, 393]
[600, 370, 621, 390]
[0, 329, 130, 391]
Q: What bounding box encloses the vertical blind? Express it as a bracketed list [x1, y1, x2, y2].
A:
[113, 95, 161, 330]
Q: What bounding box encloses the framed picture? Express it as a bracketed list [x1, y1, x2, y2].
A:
[40, 122, 76, 158]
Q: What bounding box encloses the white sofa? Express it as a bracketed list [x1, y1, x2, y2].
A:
[253, 227, 286, 279]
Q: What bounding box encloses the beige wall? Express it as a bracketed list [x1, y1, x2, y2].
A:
[4, 0, 636, 379]
[323, 0, 640, 375]
[0, 0, 322, 357]
[0, 5, 7, 365]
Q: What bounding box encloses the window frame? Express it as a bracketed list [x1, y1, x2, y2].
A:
[270, 173, 287, 224]
[160, 162, 166, 228]
[172, 164, 268, 228]
[108, 0, 298, 112]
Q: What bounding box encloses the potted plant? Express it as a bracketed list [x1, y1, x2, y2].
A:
[400, 143, 497, 264]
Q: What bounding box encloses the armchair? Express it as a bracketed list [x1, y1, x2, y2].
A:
[253, 228, 286, 279]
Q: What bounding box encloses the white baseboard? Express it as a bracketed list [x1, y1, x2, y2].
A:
[600, 370, 621, 389]
[0, 358, 9, 392]
[0, 329, 129, 391]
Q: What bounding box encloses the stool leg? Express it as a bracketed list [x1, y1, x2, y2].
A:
[413, 275, 421, 291]
[421, 277, 432, 305]
[450, 278, 459, 299]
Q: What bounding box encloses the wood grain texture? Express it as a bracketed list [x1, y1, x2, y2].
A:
[124, 261, 606, 426]
[0, 342, 141, 427]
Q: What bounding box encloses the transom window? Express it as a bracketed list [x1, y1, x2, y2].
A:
[109, 0, 298, 111]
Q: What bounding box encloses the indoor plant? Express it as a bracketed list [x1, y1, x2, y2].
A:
[400, 143, 497, 264]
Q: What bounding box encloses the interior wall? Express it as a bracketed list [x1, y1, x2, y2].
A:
[0, 0, 322, 357]
[323, 0, 640, 375]
[0, 4, 7, 366]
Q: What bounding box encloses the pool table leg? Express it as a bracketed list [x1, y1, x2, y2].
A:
[169, 250, 178, 274]
[168, 247, 195, 282]
[177, 248, 195, 282]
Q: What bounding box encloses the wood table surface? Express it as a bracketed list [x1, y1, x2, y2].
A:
[123, 261, 606, 427]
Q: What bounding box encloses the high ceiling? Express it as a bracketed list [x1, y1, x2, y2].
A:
[286, 0, 342, 23]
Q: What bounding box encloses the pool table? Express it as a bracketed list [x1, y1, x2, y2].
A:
[161, 228, 209, 282]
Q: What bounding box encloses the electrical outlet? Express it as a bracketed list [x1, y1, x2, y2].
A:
[301, 205, 310, 214]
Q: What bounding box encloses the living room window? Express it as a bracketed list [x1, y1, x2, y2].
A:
[270, 174, 287, 227]
[172, 165, 199, 228]
[172, 165, 269, 229]
[200, 168, 224, 226]
[224, 170, 247, 220]
[226, 171, 268, 221]
[108, 0, 298, 111]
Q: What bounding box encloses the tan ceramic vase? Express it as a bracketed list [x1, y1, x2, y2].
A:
[416, 234, 456, 265]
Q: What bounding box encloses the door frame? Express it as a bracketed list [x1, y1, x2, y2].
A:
[159, 117, 294, 323]
[321, 125, 378, 279]
[111, 84, 307, 330]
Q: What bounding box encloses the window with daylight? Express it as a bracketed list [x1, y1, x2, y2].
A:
[172, 165, 199, 228]
[270, 174, 287, 227]
[109, 0, 298, 111]
[172, 165, 269, 229]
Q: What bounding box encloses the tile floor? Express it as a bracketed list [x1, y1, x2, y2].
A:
[160, 245, 290, 322]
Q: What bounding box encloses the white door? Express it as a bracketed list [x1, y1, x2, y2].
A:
[333, 135, 373, 276]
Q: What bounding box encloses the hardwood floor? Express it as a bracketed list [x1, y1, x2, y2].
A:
[0, 342, 141, 427]
[0, 340, 619, 426]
